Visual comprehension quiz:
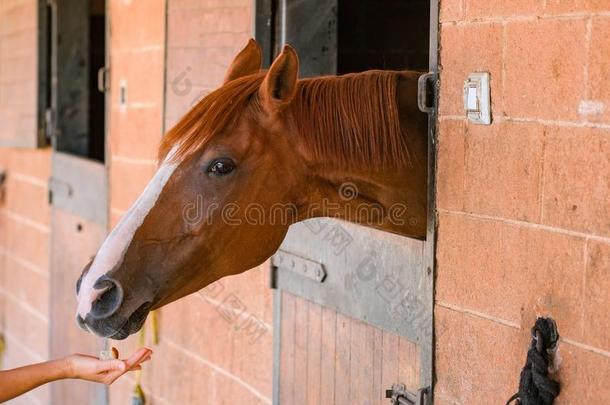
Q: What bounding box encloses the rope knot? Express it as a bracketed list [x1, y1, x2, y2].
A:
[507, 317, 560, 405]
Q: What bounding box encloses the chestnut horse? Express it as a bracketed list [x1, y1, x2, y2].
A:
[76, 39, 428, 339]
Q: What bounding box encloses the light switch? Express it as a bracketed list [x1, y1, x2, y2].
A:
[463, 72, 491, 125]
[466, 86, 478, 110]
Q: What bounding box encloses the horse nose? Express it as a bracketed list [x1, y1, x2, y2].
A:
[90, 277, 124, 320]
[76, 258, 93, 295]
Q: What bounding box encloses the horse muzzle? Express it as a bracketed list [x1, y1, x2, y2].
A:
[77, 300, 152, 340]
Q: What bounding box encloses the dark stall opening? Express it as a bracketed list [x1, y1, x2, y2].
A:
[338, 0, 430, 74]
[88, 0, 106, 162]
[53, 0, 106, 162]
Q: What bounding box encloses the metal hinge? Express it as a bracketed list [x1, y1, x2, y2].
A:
[386, 384, 429, 405]
[270, 249, 327, 289]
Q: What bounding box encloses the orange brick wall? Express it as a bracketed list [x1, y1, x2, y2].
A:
[435, 1, 610, 404]
[107, 1, 273, 404]
[104, 0, 165, 403]
[0, 1, 52, 404]
[0, 150, 51, 405]
[1, 1, 608, 405]
[0, 0, 39, 147]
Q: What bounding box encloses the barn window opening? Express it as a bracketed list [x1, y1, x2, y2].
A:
[337, 0, 430, 74]
[51, 0, 106, 162]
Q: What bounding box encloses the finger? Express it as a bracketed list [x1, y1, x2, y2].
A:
[102, 366, 130, 384]
[122, 347, 150, 362]
[96, 359, 127, 373]
[130, 354, 152, 369]
[103, 372, 123, 385]
[124, 348, 153, 369]
[72, 353, 99, 360]
[79, 354, 99, 360]
[103, 350, 149, 383]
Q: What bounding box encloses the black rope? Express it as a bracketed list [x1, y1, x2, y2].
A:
[507, 317, 560, 405]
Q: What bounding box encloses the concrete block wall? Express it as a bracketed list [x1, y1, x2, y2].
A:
[0, 1, 51, 404]
[435, 1, 610, 403]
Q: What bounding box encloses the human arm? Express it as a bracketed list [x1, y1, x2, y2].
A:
[0, 347, 152, 402]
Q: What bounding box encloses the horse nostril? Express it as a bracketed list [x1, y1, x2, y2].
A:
[76, 314, 88, 332]
[90, 277, 124, 320]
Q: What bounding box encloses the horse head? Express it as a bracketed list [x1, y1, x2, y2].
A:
[76, 39, 428, 339]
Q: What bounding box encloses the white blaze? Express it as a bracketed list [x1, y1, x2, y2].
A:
[76, 150, 179, 317]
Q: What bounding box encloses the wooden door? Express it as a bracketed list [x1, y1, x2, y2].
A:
[272, 223, 430, 405]
[262, 1, 439, 403]
[50, 154, 107, 404]
[48, 1, 108, 403]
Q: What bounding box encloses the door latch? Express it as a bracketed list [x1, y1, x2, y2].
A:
[97, 67, 110, 93]
[417, 72, 436, 114]
[386, 384, 429, 405]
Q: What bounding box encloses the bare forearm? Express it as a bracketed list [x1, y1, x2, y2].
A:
[0, 358, 69, 402]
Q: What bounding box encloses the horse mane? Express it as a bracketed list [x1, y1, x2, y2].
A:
[289, 71, 408, 167]
[159, 70, 409, 168]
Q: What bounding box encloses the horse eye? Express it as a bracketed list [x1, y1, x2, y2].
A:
[207, 158, 235, 176]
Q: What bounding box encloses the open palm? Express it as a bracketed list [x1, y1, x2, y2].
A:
[65, 347, 152, 385]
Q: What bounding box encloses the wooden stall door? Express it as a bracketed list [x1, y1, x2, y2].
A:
[50, 155, 107, 405]
[263, 0, 438, 403]
[278, 293, 421, 405]
[48, 0, 108, 403]
[272, 223, 430, 405]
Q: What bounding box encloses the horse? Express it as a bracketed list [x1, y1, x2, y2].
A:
[75, 39, 428, 339]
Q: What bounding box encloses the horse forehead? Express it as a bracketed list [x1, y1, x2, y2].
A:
[211, 121, 267, 158]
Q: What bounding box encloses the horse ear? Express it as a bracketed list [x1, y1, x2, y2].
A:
[223, 39, 262, 84]
[259, 45, 299, 110]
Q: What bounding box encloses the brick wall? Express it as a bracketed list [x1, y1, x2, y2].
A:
[0, 1, 51, 404]
[104, 0, 165, 403]
[435, 1, 610, 404]
[107, 1, 273, 404]
[0, 0, 39, 147]
[0, 150, 51, 405]
[1, 1, 608, 404]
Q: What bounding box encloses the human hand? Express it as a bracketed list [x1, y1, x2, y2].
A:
[63, 347, 152, 385]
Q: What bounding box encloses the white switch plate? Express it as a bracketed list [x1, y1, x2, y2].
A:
[463, 72, 491, 125]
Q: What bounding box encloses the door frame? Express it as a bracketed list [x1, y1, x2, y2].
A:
[266, 0, 440, 402]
